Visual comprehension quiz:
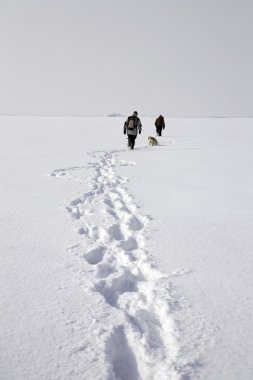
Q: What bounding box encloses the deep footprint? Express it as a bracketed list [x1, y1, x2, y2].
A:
[83, 246, 105, 265]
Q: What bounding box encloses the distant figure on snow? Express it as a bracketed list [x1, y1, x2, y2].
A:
[123, 111, 142, 149]
[155, 115, 165, 136]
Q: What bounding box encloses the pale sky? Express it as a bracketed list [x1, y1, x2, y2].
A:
[0, 0, 252, 116]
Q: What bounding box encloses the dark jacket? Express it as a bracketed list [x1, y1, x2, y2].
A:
[155, 116, 165, 129]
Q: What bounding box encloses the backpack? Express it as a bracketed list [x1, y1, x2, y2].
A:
[128, 116, 136, 130]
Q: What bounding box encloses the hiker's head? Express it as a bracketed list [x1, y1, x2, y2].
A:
[133, 111, 138, 116]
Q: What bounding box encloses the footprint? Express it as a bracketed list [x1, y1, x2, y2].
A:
[103, 198, 114, 208]
[105, 325, 139, 380]
[120, 237, 138, 252]
[78, 227, 87, 235]
[95, 270, 139, 307]
[70, 198, 82, 206]
[108, 224, 124, 241]
[83, 246, 105, 265]
[66, 206, 81, 220]
[95, 263, 116, 278]
[127, 216, 144, 231]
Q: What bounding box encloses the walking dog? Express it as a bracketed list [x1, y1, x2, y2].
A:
[148, 136, 158, 146]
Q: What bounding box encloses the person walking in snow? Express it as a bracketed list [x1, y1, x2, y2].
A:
[123, 111, 142, 149]
[155, 115, 165, 136]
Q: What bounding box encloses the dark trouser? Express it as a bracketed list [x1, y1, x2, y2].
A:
[156, 126, 162, 136]
[127, 135, 136, 149]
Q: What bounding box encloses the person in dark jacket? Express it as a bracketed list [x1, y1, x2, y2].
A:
[123, 111, 142, 149]
[155, 115, 165, 136]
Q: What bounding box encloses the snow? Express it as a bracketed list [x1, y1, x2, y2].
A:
[1, 116, 253, 379]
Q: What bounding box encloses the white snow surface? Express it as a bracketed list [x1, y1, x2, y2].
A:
[1, 116, 253, 380]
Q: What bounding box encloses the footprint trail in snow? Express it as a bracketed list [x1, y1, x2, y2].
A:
[52, 150, 186, 380]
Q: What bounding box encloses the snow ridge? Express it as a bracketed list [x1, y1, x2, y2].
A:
[52, 150, 182, 380]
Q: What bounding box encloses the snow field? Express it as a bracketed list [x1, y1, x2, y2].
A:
[2, 116, 253, 380]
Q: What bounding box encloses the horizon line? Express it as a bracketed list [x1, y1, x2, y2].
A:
[0, 113, 253, 119]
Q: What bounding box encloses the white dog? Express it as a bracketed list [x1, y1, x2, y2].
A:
[148, 136, 158, 146]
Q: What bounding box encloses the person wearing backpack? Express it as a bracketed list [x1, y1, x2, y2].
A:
[123, 111, 142, 149]
[155, 115, 165, 136]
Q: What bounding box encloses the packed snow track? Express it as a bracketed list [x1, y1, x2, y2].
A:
[51, 150, 193, 380]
